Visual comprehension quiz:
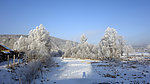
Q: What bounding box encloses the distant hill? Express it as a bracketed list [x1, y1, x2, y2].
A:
[0, 35, 78, 50]
[132, 43, 149, 49]
[0, 35, 25, 49]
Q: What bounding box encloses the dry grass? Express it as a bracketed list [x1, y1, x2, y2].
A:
[97, 64, 111, 67]
[104, 73, 116, 78]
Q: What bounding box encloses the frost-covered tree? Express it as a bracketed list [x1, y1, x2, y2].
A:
[99, 27, 133, 60]
[91, 45, 99, 59]
[13, 36, 28, 52]
[80, 34, 87, 44]
[147, 45, 150, 49]
[64, 41, 74, 50]
[13, 24, 51, 61]
[27, 24, 51, 59]
[147, 45, 150, 50]
[124, 45, 134, 56]
[117, 36, 126, 56]
[13, 24, 53, 84]
[147, 45, 150, 53]
[99, 27, 119, 59]
[63, 34, 99, 59]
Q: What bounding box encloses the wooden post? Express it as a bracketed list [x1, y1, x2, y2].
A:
[7, 54, 9, 67]
[13, 54, 15, 65]
[19, 77, 21, 84]
[18, 54, 20, 64]
[10, 61, 12, 67]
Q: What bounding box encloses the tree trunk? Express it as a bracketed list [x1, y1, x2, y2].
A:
[19, 77, 21, 84]
[13, 55, 15, 65]
[18, 54, 20, 64]
[7, 55, 9, 67]
[127, 53, 129, 56]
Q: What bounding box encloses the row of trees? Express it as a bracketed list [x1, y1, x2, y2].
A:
[63, 27, 134, 60]
[13, 25, 135, 61]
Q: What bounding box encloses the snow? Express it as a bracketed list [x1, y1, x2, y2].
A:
[33, 57, 98, 84]
[2, 51, 10, 54]
[33, 57, 150, 84]
[0, 60, 18, 84]
[0, 56, 150, 84]
[133, 52, 150, 56]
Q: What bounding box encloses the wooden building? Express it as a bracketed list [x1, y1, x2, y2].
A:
[0, 44, 15, 62]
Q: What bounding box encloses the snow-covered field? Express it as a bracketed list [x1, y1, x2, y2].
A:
[0, 59, 19, 84]
[34, 57, 150, 84]
[0, 57, 150, 84]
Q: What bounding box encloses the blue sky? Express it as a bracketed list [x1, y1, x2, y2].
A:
[0, 0, 150, 45]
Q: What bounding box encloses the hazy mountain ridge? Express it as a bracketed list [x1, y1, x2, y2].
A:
[0, 34, 77, 50]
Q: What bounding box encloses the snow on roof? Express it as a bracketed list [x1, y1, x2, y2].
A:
[2, 51, 10, 54]
[0, 44, 14, 52]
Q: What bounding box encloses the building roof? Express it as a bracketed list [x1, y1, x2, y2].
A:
[0, 44, 14, 52]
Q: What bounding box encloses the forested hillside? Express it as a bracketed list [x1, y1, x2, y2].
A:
[0, 34, 78, 51]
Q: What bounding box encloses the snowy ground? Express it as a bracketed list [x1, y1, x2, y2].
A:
[34, 57, 97, 84]
[34, 57, 150, 84]
[0, 59, 19, 84]
[0, 56, 150, 84]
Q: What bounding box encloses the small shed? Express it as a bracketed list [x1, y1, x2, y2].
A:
[0, 44, 15, 62]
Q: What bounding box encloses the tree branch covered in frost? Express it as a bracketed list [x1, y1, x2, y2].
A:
[15, 60, 42, 84]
